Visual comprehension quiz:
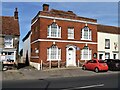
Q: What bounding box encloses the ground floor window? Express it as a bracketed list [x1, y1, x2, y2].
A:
[47, 45, 61, 61]
[99, 54, 103, 60]
[105, 53, 110, 59]
[0, 52, 14, 61]
[113, 54, 117, 59]
[81, 46, 92, 60]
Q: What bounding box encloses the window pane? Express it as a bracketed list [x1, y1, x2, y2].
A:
[58, 49, 61, 59]
[4, 36, 13, 48]
[68, 28, 74, 39]
[81, 26, 91, 40]
[105, 53, 110, 59]
[51, 27, 57, 37]
[47, 26, 50, 36]
[84, 30, 88, 39]
[89, 30, 91, 39]
[8, 52, 14, 55]
[58, 27, 61, 37]
[105, 39, 110, 49]
[48, 23, 61, 38]
[81, 47, 91, 60]
[47, 45, 61, 60]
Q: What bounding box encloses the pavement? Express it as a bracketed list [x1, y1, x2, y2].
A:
[2, 66, 120, 81]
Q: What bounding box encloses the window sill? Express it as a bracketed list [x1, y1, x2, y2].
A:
[105, 47, 110, 49]
[68, 38, 74, 40]
[81, 38, 92, 41]
[4, 47, 13, 48]
[47, 59, 61, 61]
[47, 36, 61, 39]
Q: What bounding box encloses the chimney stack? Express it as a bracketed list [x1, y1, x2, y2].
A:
[68, 10, 73, 13]
[14, 8, 18, 19]
[43, 4, 49, 11]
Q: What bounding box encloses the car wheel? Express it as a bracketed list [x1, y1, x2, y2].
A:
[82, 66, 86, 70]
[94, 67, 99, 73]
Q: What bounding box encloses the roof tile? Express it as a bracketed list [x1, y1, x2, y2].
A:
[0, 16, 20, 36]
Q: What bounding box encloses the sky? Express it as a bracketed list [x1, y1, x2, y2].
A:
[2, 2, 119, 51]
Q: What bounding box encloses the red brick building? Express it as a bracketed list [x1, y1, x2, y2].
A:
[30, 4, 97, 68]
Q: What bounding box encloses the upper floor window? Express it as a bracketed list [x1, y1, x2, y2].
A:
[68, 27, 74, 39]
[47, 22, 61, 38]
[81, 26, 92, 40]
[105, 39, 110, 49]
[4, 36, 13, 48]
[47, 45, 61, 61]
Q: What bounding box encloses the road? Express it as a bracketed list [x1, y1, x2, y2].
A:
[2, 73, 120, 90]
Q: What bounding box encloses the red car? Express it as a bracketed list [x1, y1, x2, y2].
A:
[82, 59, 108, 73]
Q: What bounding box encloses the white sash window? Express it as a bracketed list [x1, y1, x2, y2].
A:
[81, 46, 92, 60]
[81, 26, 92, 40]
[47, 22, 61, 38]
[4, 36, 13, 48]
[68, 28, 74, 39]
[47, 45, 61, 61]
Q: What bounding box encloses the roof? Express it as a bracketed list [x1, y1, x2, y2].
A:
[22, 31, 31, 42]
[32, 9, 97, 24]
[97, 24, 120, 34]
[0, 16, 20, 36]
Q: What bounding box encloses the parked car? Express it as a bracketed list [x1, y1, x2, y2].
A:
[82, 59, 108, 73]
[104, 59, 120, 71]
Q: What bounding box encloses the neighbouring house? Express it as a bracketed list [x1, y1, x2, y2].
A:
[0, 8, 20, 65]
[22, 31, 31, 64]
[29, 4, 98, 69]
[97, 24, 120, 60]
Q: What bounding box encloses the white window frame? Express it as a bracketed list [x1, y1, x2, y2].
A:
[47, 45, 61, 61]
[105, 53, 110, 59]
[81, 47, 92, 60]
[105, 39, 110, 49]
[4, 36, 13, 48]
[68, 28, 74, 39]
[47, 23, 61, 38]
[81, 26, 92, 40]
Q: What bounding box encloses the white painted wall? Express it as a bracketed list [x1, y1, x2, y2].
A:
[98, 32, 119, 59]
[30, 62, 40, 70]
[118, 35, 120, 59]
[23, 34, 31, 63]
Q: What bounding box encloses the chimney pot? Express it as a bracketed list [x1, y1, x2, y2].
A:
[43, 4, 49, 11]
[14, 8, 18, 19]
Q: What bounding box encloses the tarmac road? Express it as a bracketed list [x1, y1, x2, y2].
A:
[2, 72, 120, 90]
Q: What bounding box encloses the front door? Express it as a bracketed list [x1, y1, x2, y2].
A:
[68, 49, 73, 65]
[66, 46, 76, 66]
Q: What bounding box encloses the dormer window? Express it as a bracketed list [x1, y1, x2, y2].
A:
[81, 26, 92, 40]
[47, 22, 61, 38]
[4, 36, 13, 48]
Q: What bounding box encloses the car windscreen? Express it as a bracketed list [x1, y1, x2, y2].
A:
[98, 60, 105, 63]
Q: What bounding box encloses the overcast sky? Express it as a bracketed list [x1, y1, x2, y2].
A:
[2, 2, 118, 51]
